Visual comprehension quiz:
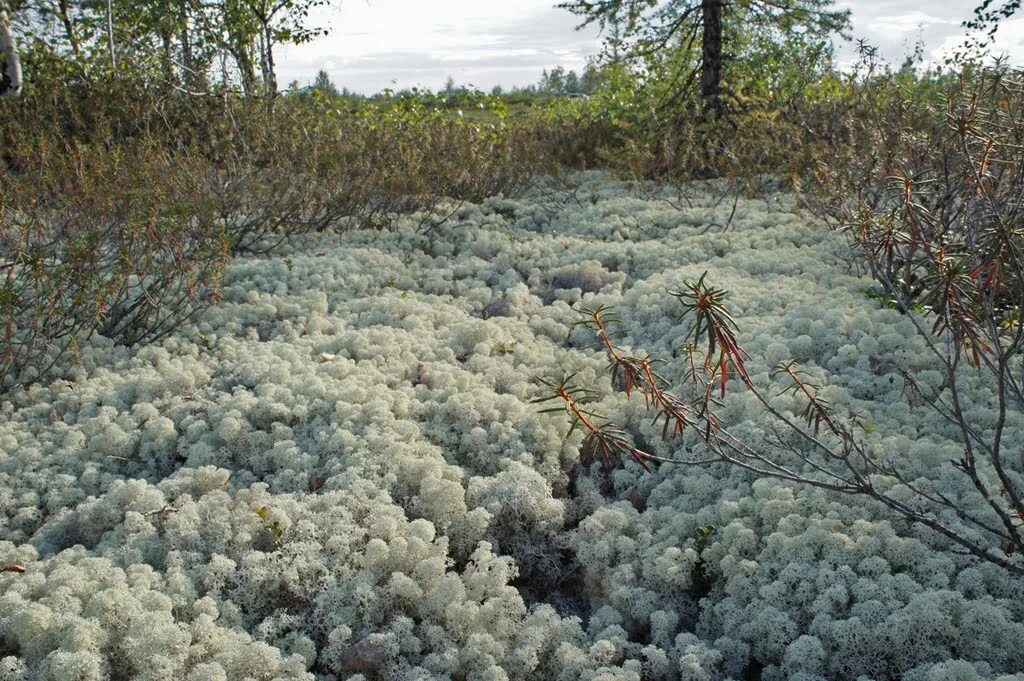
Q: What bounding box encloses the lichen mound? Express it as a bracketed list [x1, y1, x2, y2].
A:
[1, 173, 1021, 680]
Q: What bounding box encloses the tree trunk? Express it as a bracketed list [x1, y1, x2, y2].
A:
[0, 12, 20, 96]
[229, 33, 258, 97]
[56, 0, 83, 59]
[178, 0, 198, 87]
[700, 0, 724, 117]
[161, 0, 175, 84]
[106, 0, 116, 68]
[263, 25, 276, 99]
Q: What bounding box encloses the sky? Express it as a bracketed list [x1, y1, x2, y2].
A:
[276, 0, 1024, 94]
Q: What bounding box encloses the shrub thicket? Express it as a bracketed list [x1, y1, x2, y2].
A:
[0, 81, 558, 392]
[0, 141, 228, 390]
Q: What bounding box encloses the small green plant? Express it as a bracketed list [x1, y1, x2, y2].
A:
[691, 525, 717, 599]
[253, 506, 285, 546]
[858, 286, 925, 313]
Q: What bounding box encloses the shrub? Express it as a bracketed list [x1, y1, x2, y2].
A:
[0, 84, 557, 391]
[533, 62, 1024, 579]
[0, 142, 228, 390]
[809, 62, 1024, 571]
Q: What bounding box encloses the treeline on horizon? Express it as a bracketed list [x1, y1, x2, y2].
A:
[289, 64, 607, 102]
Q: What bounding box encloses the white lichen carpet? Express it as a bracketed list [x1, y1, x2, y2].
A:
[1, 173, 1022, 680]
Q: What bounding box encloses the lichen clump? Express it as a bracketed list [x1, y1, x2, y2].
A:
[1, 174, 1022, 680]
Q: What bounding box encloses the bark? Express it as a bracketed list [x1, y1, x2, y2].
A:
[55, 0, 82, 59]
[161, 0, 175, 83]
[106, 0, 116, 68]
[229, 33, 258, 97]
[700, 0, 724, 117]
[262, 25, 276, 98]
[178, 0, 198, 87]
[0, 13, 20, 96]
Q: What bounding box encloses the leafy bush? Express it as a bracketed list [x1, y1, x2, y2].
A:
[809, 62, 1024, 572]
[0, 142, 228, 390]
[349, 97, 547, 232]
[0, 82, 559, 391]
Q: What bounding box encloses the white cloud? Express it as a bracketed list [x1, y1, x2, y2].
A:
[835, 0, 1024, 66]
[868, 11, 959, 35]
[277, 0, 601, 93]
[929, 16, 1024, 63]
[277, 0, 1024, 93]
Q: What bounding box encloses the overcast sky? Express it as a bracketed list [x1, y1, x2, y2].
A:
[276, 0, 1024, 94]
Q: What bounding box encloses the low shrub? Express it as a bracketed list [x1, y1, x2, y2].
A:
[0, 84, 560, 391]
[0, 142, 228, 390]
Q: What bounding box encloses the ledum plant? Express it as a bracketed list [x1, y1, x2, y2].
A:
[538, 264, 1024, 577]
[533, 275, 743, 471]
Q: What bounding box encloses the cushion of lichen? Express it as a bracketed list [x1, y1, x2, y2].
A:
[1, 172, 1022, 681]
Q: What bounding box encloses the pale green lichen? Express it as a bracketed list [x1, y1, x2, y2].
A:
[0, 173, 1021, 679]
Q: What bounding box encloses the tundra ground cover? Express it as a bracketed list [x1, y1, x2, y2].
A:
[1, 173, 1022, 681]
